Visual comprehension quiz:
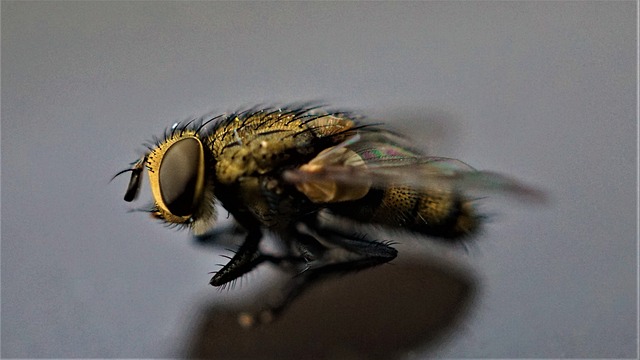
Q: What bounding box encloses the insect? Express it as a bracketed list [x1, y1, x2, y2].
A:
[115, 105, 540, 325]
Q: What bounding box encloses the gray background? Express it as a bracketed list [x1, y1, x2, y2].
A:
[2, 1, 636, 358]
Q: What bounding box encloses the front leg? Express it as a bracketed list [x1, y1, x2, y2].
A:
[209, 230, 310, 288]
[209, 230, 263, 286]
[210, 186, 273, 287]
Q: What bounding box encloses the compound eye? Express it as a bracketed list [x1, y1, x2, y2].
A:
[158, 137, 204, 217]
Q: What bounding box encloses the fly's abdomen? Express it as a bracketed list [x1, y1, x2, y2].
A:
[329, 186, 479, 240]
[371, 186, 478, 239]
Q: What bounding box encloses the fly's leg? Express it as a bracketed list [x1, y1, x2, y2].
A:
[240, 223, 398, 326]
[209, 230, 263, 286]
[208, 229, 307, 286]
[207, 208, 301, 286]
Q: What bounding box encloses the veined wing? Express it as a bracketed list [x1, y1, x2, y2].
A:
[283, 131, 545, 203]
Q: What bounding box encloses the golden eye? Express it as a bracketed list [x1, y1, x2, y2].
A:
[148, 136, 205, 220]
[159, 137, 203, 216]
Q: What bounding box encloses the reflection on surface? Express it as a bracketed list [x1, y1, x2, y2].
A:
[184, 255, 477, 359]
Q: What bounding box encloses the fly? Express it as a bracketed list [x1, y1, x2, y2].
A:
[114, 105, 542, 325]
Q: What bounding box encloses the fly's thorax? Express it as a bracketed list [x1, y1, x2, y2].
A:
[145, 131, 217, 234]
[208, 111, 356, 185]
[212, 136, 295, 185]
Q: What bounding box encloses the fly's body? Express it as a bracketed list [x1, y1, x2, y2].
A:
[117, 106, 538, 325]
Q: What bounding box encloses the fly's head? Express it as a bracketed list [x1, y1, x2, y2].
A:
[115, 129, 217, 235]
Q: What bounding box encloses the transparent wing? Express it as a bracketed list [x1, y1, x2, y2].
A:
[283, 131, 545, 203]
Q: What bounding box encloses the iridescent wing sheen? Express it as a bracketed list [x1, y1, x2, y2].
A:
[283, 130, 545, 203]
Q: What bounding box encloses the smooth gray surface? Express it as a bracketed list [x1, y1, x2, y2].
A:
[2, 1, 636, 358]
